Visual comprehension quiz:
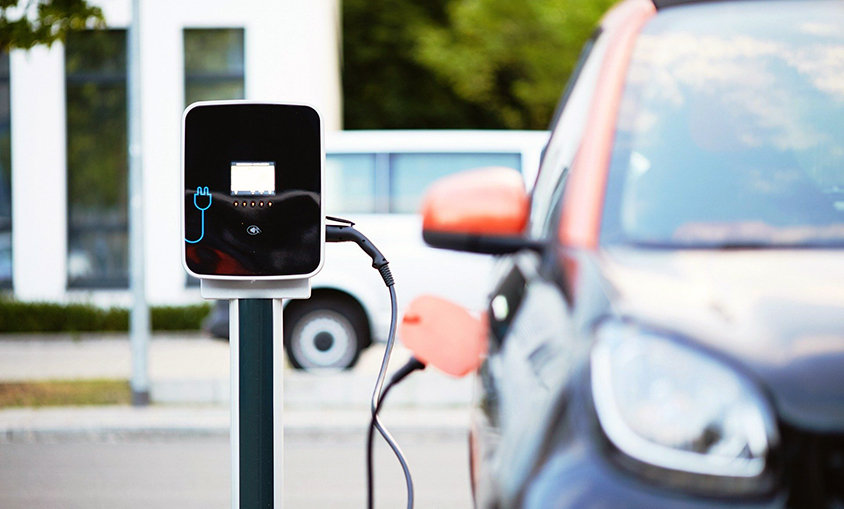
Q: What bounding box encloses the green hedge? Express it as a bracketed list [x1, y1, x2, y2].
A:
[0, 300, 212, 333]
[150, 304, 213, 332]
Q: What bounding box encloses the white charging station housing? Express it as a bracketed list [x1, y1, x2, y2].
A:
[181, 101, 325, 291]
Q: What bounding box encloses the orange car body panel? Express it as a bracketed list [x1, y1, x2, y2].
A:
[420, 166, 529, 237]
[400, 295, 488, 378]
[558, 0, 656, 249]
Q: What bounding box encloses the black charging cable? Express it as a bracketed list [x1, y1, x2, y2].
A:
[326, 216, 417, 509]
[366, 357, 425, 509]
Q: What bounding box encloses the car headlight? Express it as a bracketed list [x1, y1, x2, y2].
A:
[590, 322, 778, 492]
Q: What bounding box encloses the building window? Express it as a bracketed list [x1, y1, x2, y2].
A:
[66, 30, 128, 288]
[184, 28, 245, 106]
[184, 28, 244, 287]
[0, 53, 11, 289]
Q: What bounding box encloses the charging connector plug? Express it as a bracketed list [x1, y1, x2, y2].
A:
[326, 220, 394, 287]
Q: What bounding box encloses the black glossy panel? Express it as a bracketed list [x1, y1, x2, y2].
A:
[488, 264, 527, 351]
[184, 103, 321, 277]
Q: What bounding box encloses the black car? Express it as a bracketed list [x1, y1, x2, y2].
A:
[414, 0, 844, 507]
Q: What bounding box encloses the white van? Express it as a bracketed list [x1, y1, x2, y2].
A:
[206, 130, 549, 370]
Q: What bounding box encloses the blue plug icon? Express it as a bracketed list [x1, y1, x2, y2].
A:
[185, 187, 211, 244]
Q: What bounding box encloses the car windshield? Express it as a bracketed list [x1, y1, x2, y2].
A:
[601, 1, 844, 248]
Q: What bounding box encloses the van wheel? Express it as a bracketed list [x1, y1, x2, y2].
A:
[284, 297, 368, 371]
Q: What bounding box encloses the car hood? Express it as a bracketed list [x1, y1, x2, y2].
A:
[597, 247, 844, 431]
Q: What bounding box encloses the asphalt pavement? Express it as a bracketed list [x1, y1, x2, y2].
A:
[0, 433, 472, 509]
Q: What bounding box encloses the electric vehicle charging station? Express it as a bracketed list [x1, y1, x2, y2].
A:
[182, 100, 324, 509]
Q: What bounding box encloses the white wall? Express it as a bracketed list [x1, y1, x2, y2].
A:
[9, 0, 341, 306]
[10, 46, 67, 302]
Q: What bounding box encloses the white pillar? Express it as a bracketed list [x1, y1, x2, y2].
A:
[139, 0, 187, 305]
[128, 0, 150, 405]
[249, 0, 342, 131]
[10, 45, 67, 301]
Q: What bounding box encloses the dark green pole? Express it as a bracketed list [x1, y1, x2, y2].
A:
[238, 299, 275, 508]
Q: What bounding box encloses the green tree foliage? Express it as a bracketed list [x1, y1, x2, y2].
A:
[342, 0, 502, 129]
[0, 0, 104, 51]
[419, 0, 615, 129]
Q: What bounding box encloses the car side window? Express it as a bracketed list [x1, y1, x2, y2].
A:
[529, 30, 610, 239]
[324, 153, 377, 213]
[389, 152, 521, 214]
[325, 151, 525, 215]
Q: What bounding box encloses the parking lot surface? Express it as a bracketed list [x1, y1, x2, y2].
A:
[0, 432, 472, 509]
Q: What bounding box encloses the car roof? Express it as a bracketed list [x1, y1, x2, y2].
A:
[324, 130, 550, 192]
[325, 130, 549, 154]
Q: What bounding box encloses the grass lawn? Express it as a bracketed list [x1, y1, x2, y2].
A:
[0, 379, 131, 408]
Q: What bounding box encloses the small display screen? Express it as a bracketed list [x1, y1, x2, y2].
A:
[231, 162, 276, 196]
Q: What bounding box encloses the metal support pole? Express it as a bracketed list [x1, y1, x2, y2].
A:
[127, 0, 150, 405]
[230, 299, 284, 508]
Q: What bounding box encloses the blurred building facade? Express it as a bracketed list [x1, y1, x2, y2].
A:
[7, 0, 341, 306]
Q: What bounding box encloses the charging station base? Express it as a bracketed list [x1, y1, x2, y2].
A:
[220, 281, 311, 509]
[230, 298, 285, 509]
[201, 278, 311, 300]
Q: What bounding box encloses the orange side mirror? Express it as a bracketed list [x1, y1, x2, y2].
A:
[399, 295, 487, 378]
[421, 167, 540, 255]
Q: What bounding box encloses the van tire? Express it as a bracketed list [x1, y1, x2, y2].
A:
[283, 297, 368, 371]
